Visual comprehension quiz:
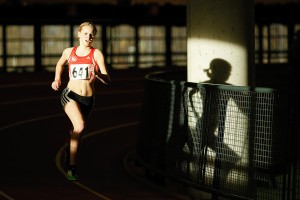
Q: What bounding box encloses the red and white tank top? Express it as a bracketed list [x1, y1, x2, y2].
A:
[68, 47, 99, 80]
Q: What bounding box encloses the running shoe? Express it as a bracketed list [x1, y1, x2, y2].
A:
[67, 166, 79, 181]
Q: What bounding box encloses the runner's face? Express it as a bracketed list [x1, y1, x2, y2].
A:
[78, 25, 95, 46]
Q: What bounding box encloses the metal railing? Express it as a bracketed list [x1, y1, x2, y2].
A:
[136, 70, 300, 200]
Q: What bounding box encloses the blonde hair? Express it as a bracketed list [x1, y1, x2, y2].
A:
[78, 22, 97, 36]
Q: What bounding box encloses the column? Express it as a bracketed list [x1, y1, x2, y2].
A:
[187, 0, 255, 86]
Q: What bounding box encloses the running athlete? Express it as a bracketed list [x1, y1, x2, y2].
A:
[51, 22, 110, 181]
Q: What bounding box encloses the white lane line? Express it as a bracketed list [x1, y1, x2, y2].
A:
[0, 104, 141, 200]
[0, 77, 144, 88]
[55, 122, 139, 200]
[0, 75, 146, 199]
[0, 103, 141, 132]
[0, 114, 64, 132]
[55, 144, 111, 200]
[0, 82, 50, 88]
[0, 89, 143, 106]
[0, 190, 15, 200]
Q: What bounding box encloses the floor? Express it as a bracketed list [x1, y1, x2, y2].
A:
[0, 69, 192, 200]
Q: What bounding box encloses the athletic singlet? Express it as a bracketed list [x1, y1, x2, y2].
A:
[68, 47, 99, 80]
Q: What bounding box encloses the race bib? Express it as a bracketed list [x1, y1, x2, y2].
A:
[69, 64, 94, 80]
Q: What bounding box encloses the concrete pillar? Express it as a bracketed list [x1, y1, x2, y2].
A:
[187, 0, 255, 86]
[186, 1, 255, 198]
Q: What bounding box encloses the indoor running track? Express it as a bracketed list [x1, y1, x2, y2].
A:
[0, 70, 187, 200]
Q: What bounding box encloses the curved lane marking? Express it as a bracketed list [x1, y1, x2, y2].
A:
[0, 74, 147, 199]
[55, 122, 139, 200]
[0, 89, 143, 106]
[0, 103, 141, 132]
[0, 104, 141, 200]
[0, 191, 15, 200]
[0, 77, 144, 89]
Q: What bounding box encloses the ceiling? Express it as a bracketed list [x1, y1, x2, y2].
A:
[1, 0, 300, 6]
